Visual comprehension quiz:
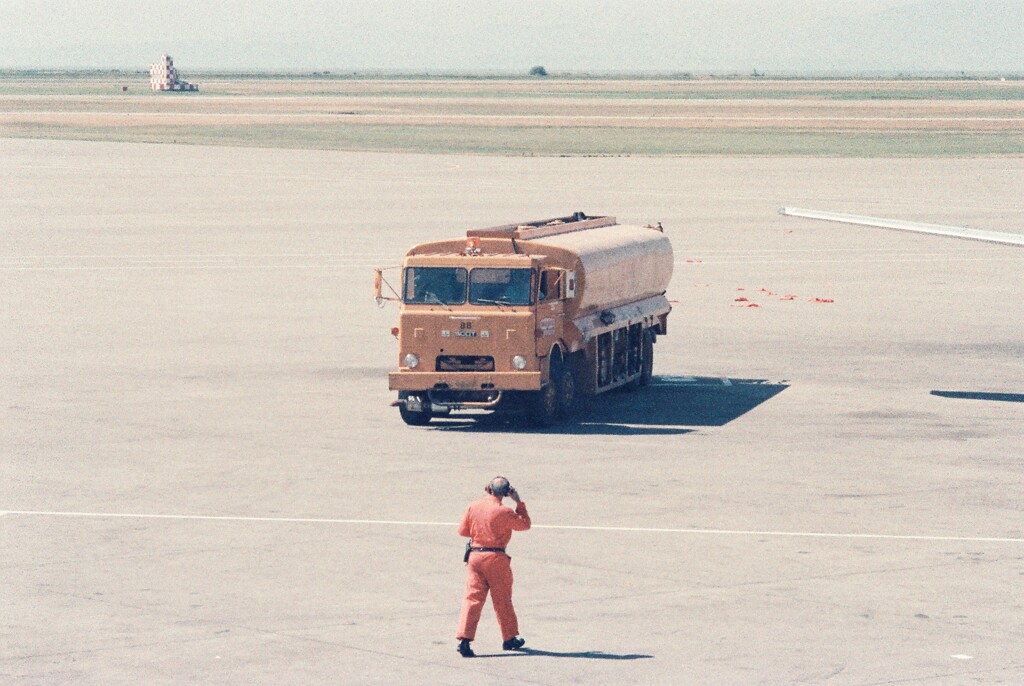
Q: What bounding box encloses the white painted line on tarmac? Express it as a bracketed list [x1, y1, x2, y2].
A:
[649, 377, 698, 386]
[536, 524, 1024, 544]
[0, 253, 391, 259]
[686, 255, 1023, 265]
[0, 264, 358, 272]
[4, 510, 1023, 544]
[4, 510, 455, 527]
[650, 378, 733, 388]
[5, 111, 1023, 124]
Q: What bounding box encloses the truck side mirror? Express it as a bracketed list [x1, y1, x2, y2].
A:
[374, 267, 401, 307]
[565, 271, 576, 298]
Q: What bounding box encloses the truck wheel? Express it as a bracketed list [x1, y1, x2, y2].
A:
[556, 365, 579, 420]
[528, 379, 559, 426]
[398, 392, 432, 426]
[639, 330, 654, 386]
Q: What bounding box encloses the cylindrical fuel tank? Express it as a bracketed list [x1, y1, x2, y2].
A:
[529, 224, 673, 314]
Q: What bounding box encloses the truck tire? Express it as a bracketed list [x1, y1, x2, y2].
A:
[528, 380, 559, 426]
[398, 392, 432, 426]
[556, 364, 579, 420]
[639, 329, 654, 386]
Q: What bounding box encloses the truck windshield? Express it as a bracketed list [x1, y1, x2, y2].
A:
[403, 266, 467, 304]
[469, 268, 534, 306]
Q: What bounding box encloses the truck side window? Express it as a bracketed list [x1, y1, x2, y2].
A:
[539, 270, 562, 301]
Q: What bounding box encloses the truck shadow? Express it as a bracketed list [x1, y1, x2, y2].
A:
[432, 376, 789, 435]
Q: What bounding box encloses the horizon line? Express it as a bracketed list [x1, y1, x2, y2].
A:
[3, 67, 1023, 80]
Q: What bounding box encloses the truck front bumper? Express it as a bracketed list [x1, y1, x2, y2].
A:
[388, 371, 542, 392]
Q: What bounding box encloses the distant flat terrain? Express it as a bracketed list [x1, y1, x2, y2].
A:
[2, 74, 1023, 155]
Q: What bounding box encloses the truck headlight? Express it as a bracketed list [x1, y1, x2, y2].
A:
[512, 355, 527, 370]
[404, 353, 420, 369]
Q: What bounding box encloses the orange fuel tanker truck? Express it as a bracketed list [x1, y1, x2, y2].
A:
[374, 212, 673, 425]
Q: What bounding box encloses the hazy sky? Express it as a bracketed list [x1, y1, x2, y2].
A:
[1, 0, 1021, 73]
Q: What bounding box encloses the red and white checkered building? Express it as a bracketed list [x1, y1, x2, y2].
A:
[150, 54, 198, 91]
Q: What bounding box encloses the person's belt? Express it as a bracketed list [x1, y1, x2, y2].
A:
[469, 547, 506, 553]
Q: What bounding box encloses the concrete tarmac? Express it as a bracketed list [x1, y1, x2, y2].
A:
[2, 139, 1023, 684]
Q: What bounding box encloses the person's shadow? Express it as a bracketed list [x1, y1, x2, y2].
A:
[476, 647, 652, 660]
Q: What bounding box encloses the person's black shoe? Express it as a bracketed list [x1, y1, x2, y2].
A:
[502, 636, 526, 651]
[457, 638, 475, 658]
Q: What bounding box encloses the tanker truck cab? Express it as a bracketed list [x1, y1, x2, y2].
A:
[380, 213, 673, 426]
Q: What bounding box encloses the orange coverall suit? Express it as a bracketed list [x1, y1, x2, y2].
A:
[456, 495, 531, 642]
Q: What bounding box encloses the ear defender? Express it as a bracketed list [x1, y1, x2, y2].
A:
[487, 476, 510, 498]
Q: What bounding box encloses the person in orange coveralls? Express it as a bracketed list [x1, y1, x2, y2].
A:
[456, 476, 531, 658]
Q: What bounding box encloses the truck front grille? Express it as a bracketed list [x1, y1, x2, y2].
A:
[436, 355, 495, 372]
